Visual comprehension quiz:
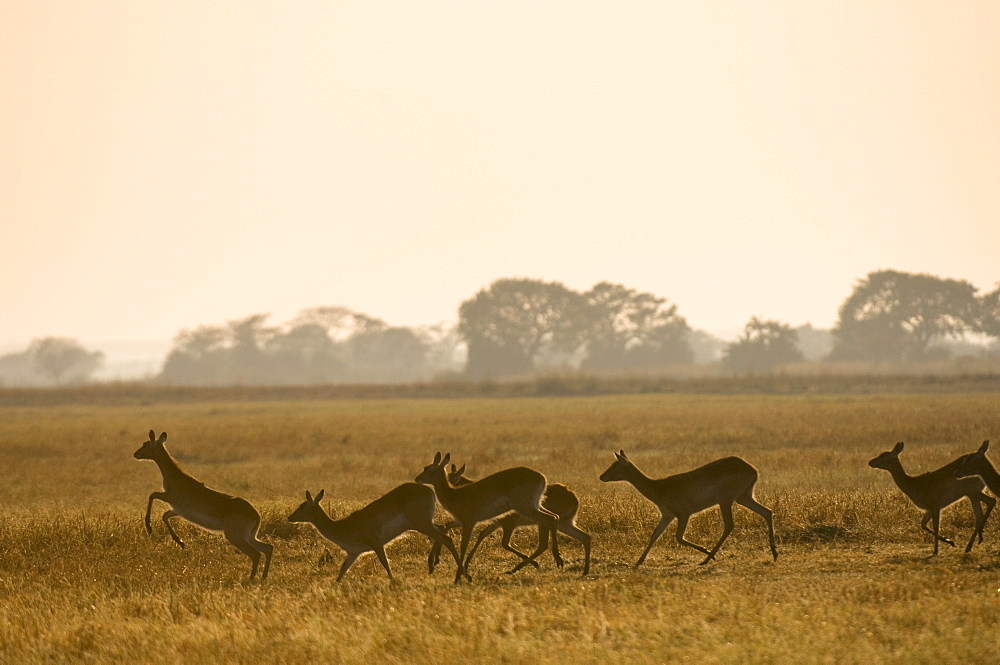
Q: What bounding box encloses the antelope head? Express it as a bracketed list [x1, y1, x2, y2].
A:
[415, 451, 450, 484]
[287, 489, 326, 523]
[134, 430, 168, 460]
[868, 441, 904, 470]
[954, 440, 990, 479]
[446, 463, 468, 485]
[600, 449, 634, 482]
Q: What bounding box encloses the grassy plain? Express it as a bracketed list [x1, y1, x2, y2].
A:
[1, 389, 999, 664]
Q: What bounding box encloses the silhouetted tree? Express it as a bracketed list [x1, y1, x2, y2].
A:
[226, 314, 278, 383]
[980, 284, 1000, 339]
[160, 325, 230, 384]
[580, 282, 692, 370]
[31, 337, 105, 385]
[417, 323, 465, 376]
[829, 270, 979, 363]
[265, 323, 345, 384]
[158, 307, 450, 385]
[291, 307, 386, 342]
[723, 317, 803, 373]
[348, 326, 430, 383]
[0, 338, 104, 386]
[458, 278, 583, 379]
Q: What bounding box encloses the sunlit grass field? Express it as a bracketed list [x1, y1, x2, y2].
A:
[1, 391, 999, 663]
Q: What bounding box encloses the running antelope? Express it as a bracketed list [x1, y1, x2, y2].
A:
[287, 484, 467, 583]
[955, 441, 1000, 496]
[415, 452, 562, 579]
[868, 441, 994, 555]
[134, 430, 273, 581]
[433, 463, 591, 576]
[599, 449, 778, 566]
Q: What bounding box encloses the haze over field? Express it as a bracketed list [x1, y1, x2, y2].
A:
[2, 2, 999, 358]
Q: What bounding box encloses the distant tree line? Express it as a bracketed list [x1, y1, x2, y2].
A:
[157, 308, 462, 386]
[0, 338, 104, 387]
[2, 269, 998, 387]
[722, 270, 999, 373]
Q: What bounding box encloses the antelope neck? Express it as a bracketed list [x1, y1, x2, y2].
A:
[622, 463, 660, 501]
[306, 507, 347, 542]
[880, 459, 918, 493]
[972, 458, 1000, 493]
[152, 449, 187, 484]
[431, 472, 461, 501]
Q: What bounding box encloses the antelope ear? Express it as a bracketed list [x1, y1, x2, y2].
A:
[315, 489, 325, 502]
[442, 452, 451, 466]
[892, 441, 904, 453]
[305, 490, 313, 502]
[148, 430, 156, 442]
[456, 463, 466, 475]
[979, 440, 990, 454]
[158, 432, 167, 444]
[433, 452, 442, 465]
[449, 464, 457, 473]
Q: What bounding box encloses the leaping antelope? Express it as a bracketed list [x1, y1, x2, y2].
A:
[869, 441, 994, 555]
[431, 463, 591, 576]
[600, 449, 778, 566]
[134, 430, 273, 581]
[287, 484, 467, 583]
[415, 452, 563, 579]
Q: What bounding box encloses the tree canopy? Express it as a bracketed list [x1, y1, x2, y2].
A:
[0, 338, 104, 386]
[459, 278, 693, 378]
[158, 310, 455, 385]
[722, 317, 803, 374]
[830, 270, 980, 363]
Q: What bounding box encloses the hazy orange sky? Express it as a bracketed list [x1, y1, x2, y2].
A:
[2, 2, 998, 345]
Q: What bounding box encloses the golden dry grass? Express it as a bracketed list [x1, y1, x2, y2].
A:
[1, 392, 999, 663]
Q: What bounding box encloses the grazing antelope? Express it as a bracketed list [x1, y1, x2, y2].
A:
[954, 441, 1000, 497]
[599, 449, 778, 566]
[415, 452, 563, 579]
[868, 441, 994, 555]
[134, 430, 273, 581]
[435, 463, 591, 576]
[287, 484, 467, 583]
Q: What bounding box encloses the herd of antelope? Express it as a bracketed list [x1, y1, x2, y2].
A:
[134, 430, 999, 583]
